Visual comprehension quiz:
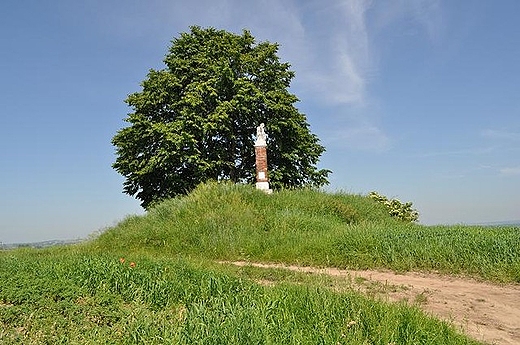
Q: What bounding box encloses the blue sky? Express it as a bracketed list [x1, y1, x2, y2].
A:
[1, 1, 519, 244]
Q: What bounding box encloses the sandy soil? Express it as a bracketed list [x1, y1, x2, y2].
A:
[223, 261, 520, 345]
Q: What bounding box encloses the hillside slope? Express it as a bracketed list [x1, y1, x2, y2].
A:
[94, 182, 520, 283]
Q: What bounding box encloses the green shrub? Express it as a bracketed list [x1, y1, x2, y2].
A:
[368, 191, 419, 222]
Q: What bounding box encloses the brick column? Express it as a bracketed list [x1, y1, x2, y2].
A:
[255, 145, 268, 181]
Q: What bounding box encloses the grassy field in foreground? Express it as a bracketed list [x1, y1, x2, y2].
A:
[1, 181, 518, 344]
[0, 250, 480, 344]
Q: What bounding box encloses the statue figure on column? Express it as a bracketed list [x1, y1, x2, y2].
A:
[255, 123, 267, 147]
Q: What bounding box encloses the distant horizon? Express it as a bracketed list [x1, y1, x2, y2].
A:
[469, 220, 520, 227]
[2, 218, 519, 247]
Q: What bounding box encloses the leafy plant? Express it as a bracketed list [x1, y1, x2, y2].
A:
[368, 191, 419, 222]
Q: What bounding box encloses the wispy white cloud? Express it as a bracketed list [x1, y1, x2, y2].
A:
[481, 129, 520, 141]
[253, 0, 374, 106]
[500, 167, 520, 177]
[409, 0, 443, 43]
[414, 146, 496, 158]
[309, 0, 371, 105]
[370, 0, 443, 43]
[324, 124, 391, 152]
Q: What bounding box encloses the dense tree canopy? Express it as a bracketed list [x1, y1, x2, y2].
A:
[112, 26, 330, 208]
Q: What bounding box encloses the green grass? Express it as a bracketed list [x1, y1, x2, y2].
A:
[2, 181, 518, 344]
[94, 182, 520, 283]
[0, 250, 479, 344]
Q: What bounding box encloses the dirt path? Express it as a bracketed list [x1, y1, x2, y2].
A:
[222, 261, 520, 345]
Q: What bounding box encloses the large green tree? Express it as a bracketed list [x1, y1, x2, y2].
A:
[112, 26, 330, 208]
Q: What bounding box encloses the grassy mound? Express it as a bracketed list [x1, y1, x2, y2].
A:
[94, 182, 520, 283]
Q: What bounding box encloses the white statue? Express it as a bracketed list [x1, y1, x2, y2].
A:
[255, 123, 267, 146]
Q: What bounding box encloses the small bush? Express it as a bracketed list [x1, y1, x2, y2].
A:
[368, 191, 419, 222]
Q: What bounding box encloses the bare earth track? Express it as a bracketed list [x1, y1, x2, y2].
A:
[223, 261, 520, 345]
